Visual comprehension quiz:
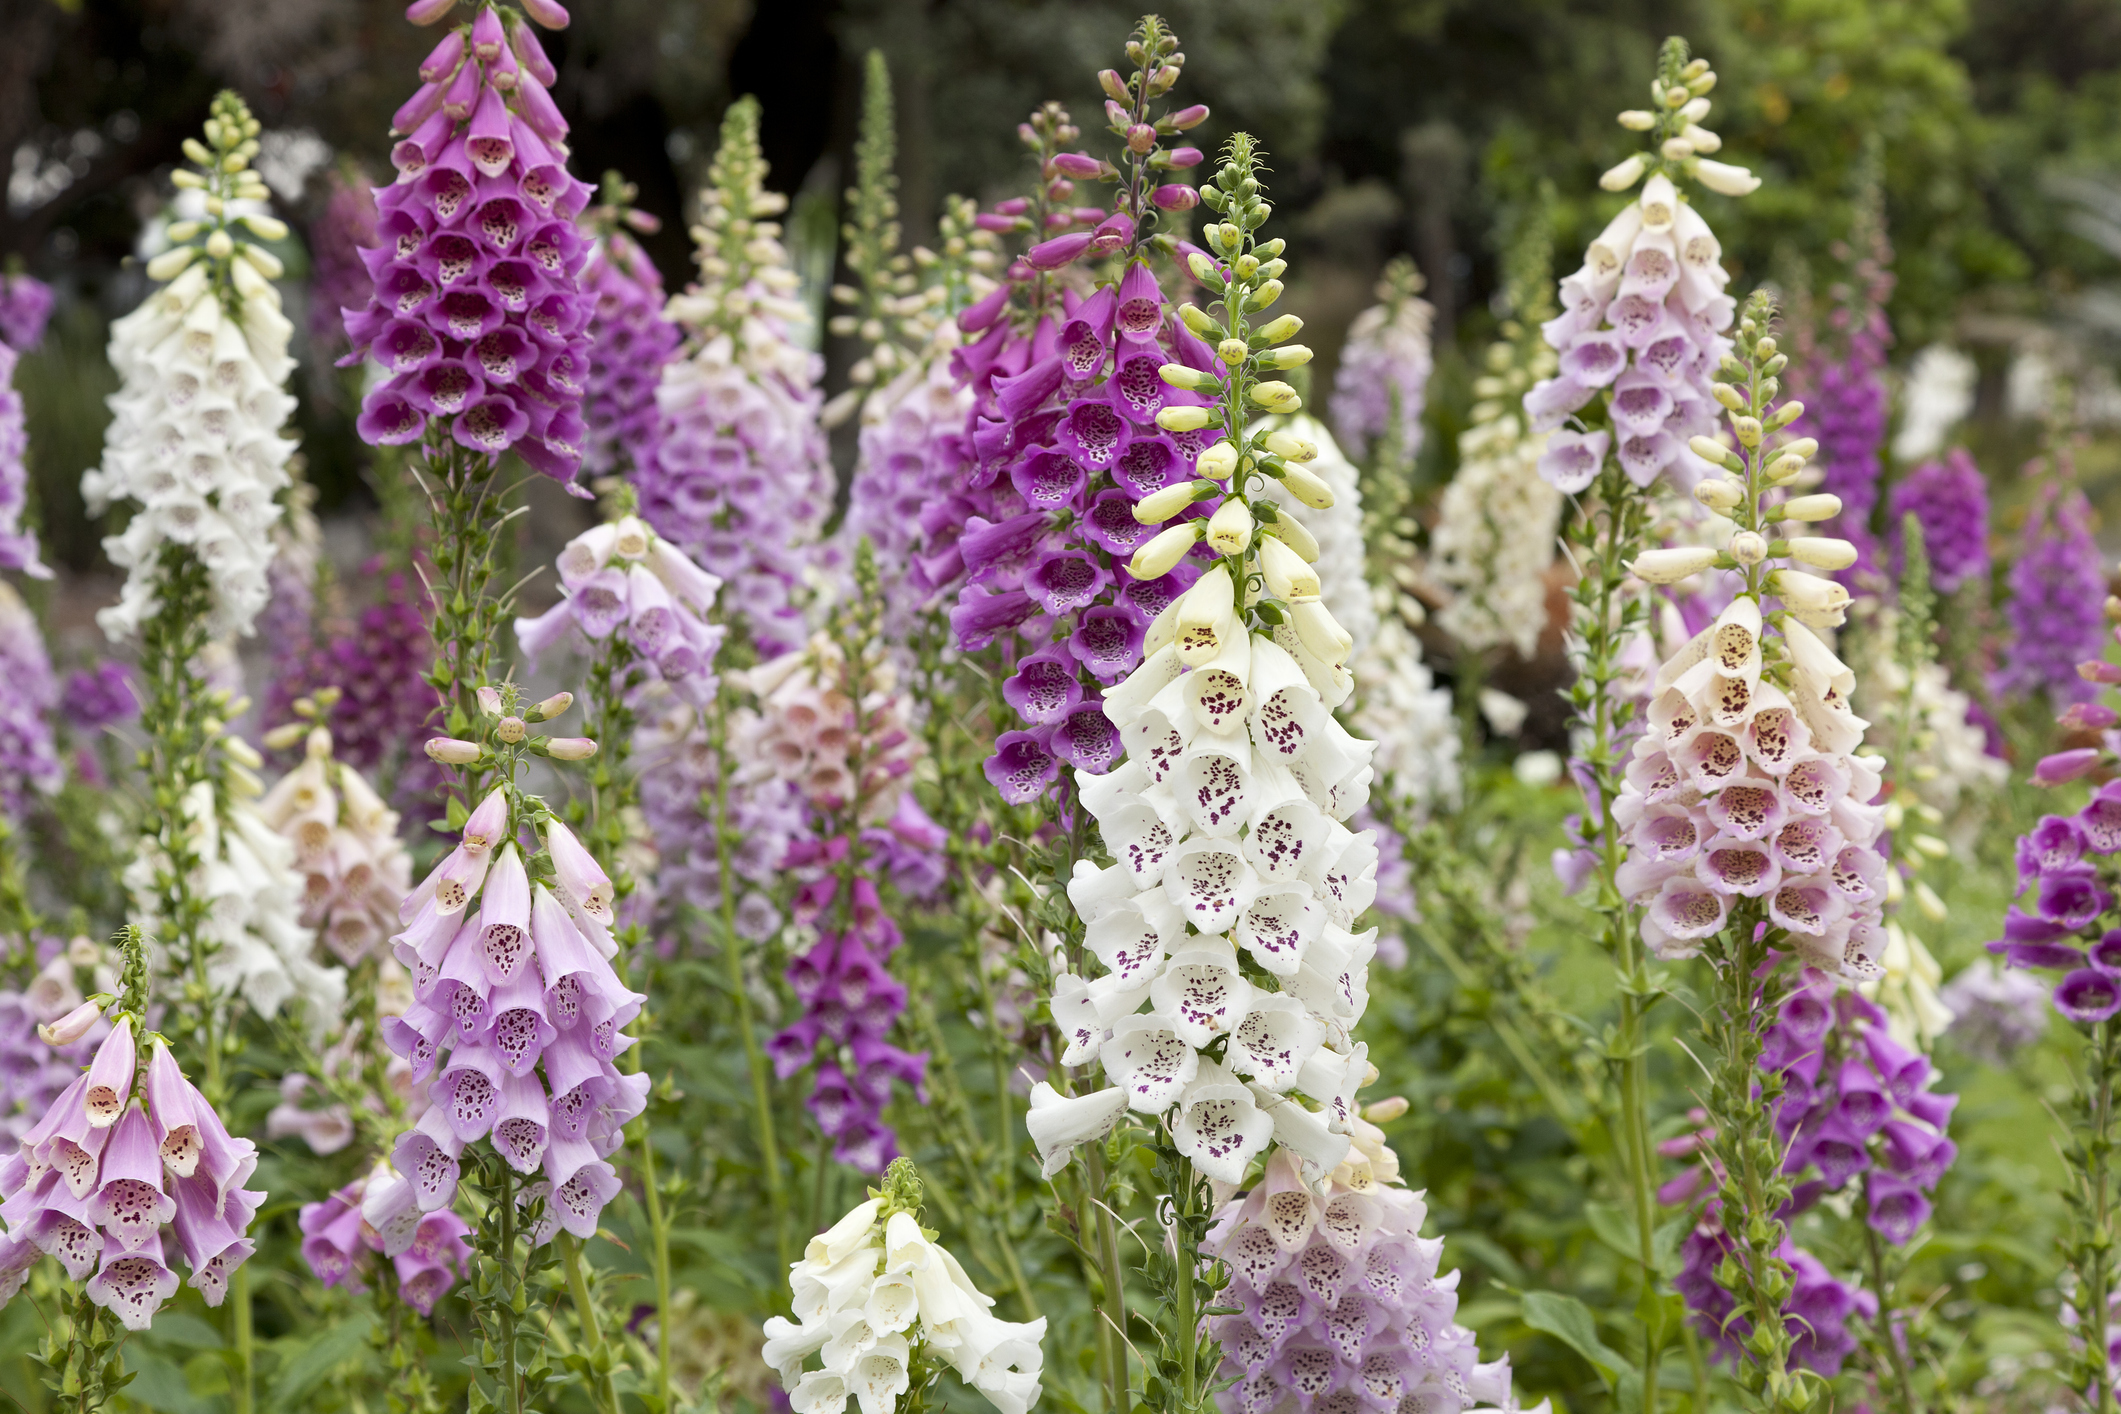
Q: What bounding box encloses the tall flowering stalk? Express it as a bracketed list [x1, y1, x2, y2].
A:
[387, 690, 643, 1414]
[340, 0, 592, 781]
[1620, 288, 1879, 1406]
[750, 546, 939, 1174]
[0, 928, 263, 1408]
[640, 96, 831, 657]
[2001, 476, 2105, 709]
[1432, 218, 1562, 664]
[83, 93, 342, 1101]
[1981, 592, 2121, 1413]
[1043, 134, 1381, 1414]
[0, 270, 51, 579]
[1329, 256, 1433, 488]
[578, 176, 679, 484]
[1526, 38, 1758, 1407]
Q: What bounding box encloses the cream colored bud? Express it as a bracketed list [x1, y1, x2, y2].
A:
[1629, 547, 1721, 585]
[1258, 535, 1320, 602]
[1178, 566, 1236, 634]
[1914, 881, 1948, 922]
[1134, 482, 1201, 524]
[496, 716, 528, 744]
[1257, 344, 1313, 370]
[1617, 110, 1657, 130]
[1197, 440, 1239, 480]
[241, 214, 288, 242]
[241, 245, 285, 279]
[1156, 406, 1215, 433]
[1159, 363, 1218, 393]
[1600, 154, 1647, 191]
[262, 722, 307, 751]
[1788, 537, 1858, 571]
[1290, 600, 1352, 665]
[426, 737, 483, 765]
[1662, 137, 1695, 161]
[1682, 124, 1721, 154]
[223, 737, 262, 770]
[1256, 314, 1304, 343]
[145, 247, 197, 282]
[1730, 415, 1762, 447]
[546, 738, 599, 761]
[528, 691, 575, 722]
[1179, 303, 1218, 336]
[1361, 1096, 1410, 1123]
[204, 229, 234, 260]
[1780, 438, 1820, 462]
[1205, 497, 1255, 556]
[1263, 429, 1317, 462]
[1765, 453, 1807, 485]
[1692, 478, 1742, 512]
[1777, 494, 1841, 522]
[1769, 569, 1852, 628]
[1688, 435, 1745, 473]
[1246, 279, 1284, 311]
[1248, 381, 1301, 413]
[1271, 514, 1320, 562]
[1278, 462, 1335, 510]
[1217, 338, 1248, 367]
[1711, 381, 1746, 411]
[1729, 532, 1768, 565]
[1129, 522, 1203, 580]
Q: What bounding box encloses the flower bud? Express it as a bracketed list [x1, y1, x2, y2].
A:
[145, 248, 197, 282]
[1691, 158, 1761, 197]
[1157, 405, 1216, 433]
[426, 737, 483, 764]
[1787, 537, 1858, 571]
[1278, 463, 1335, 510]
[1259, 535, 1320, 602]
[1186, 252, 1226, 290]
[1248, 381, 1301, 413]
[1730, 415, 1762, 447]
[476, 686, 505, 717]
[1256, 313, 1304, 344]
[520, 0, 570, 26]
[1682, 124, 1722, 154]
[1617, 110, 1656, 130]
[527, 691, 575, 722]
[1152, 184, 1199, 212]
[1128, 522, 1203, 580]
[405, 0, 457, 23]
[1765, 453, 1806, 485]
[1629, 547, 1721, 585]
[1764, 400, 1805, 432]
[1710, 381, 1746, 411]
[1205, 497, 1255, 556]
[1170, 104, 1209, 130]
[1245, 279, 1285, 312]
[1692, 479, 1742, 512]
[1661, 138, 1695, 160]
[262, 721, 308, 751]
[1270, 514, 1320, 562]
[241, 214, 289, 242]
[1687, 435, 1745, 473]
[546, 738, 599, 761]
[2033, 748, 2102, 787]
[1099, 69, 1129, 103]
[1729, 532, 1767, 565]
[38, 1000, 103, 1048]
[1776, 493, 1841, 522]
[496, 716, 528, 743]
[1257, 345, 1313, 370]
[1600, 155, 1647, 191]
[1291, 600, 1352, 665]
[1217, 338, 1248, 366]
[1770, 569, 1852, 628]
[1178, 303, 1218, 336]
[1196, 440, 1238, 480]
[1158, 363, 1218, 393]
[1133, 481, 1204, 524]
[1263, 429, 1317, 462]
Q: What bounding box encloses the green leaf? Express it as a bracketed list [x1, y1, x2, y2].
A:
[141, 1314, 223, 1351]
[113, 1350, 211, 1414]
[1522, 1291, 1630, 1388]
[267, 1310, 376, 1408]
[1583, 1202, 1642, 1265]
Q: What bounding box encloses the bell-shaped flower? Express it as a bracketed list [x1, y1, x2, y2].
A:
[1233, 883, 1324, 977]
[1100, 1015, 1200, 1114]
[1173, 1060, 1274, 1183]
[83, 1015, 137, 1129]
[1175, 733, 1254, 838]
[1162, 836, 1259, 935]
[86, 1229, 181, 1330]
[1227, 995, 1327, 1091]
[1026, 1083, 1129, 1179]
[91, 1102, 175, 1251]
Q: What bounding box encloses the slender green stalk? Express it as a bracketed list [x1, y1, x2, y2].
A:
[498, 1164, 521, 1414]
[560, 1236, 623, 1414]
[231, 1263, 254, 1414]
[637, 1127, 677, 1412]
[2068, 1018, 2121, 1414]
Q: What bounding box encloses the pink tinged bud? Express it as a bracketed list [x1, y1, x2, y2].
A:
[38, 1000, 102, 1047]
[1170, 104, 1209, 130]
[543, 817, 615, 925]
[84, 1014, 136, 1129]
[392, 80, 448, 137]
[1028, 232, 1095, 270]
[1051, 152, 1102, 179]
[974, 212, 1020, 233]
[145, 1040, 203, 1178]
[86, 1230, 180, 1330]
[392, 1108, 465, 1212]
[2062, 703, 2121, 732]
[1088, 211, 1135, 255]
[462, 786, 509, 854]
[1167, 146, 1204, 168]
[1127, 123, 1157, 154]
[2080, 660, 2121, 685]
[466, 81, 515, 177]
[476, 684, 506, 715]
[93, 1102, 175, 1250]
[513, 66, 569, 143]
[478, 844, 533, 984]
[1152, 184, 1199, 212]
[405, 0, 457, 24]
[426, 736, 482, 764]
[546, 737, 598, 760]
[507, 13, 559, 85]
[1073, 205, 1108, 225]
[958, 283, 1011, 334]
[994, 196, 1030, 216]
[470, 4, 505, 58]
[441, 51, 482, 119]
[420, 28, 464, 84]
[2035, 748, 2103, 787]
[519, 0, 570, 28]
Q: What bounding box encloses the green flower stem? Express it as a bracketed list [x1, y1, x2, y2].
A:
[633, 1119, 677, 1413]
[497, 1163, 522, 1414]
[418, 444, 523, 811]
[560, 1235, 622, 1414]
[2071, 1017, 2121, 1414]
[1860, 1196, 1917, 1414]
[231, 1263, 254, 1414]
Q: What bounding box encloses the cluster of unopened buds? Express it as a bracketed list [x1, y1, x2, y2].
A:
[515, 512, 727, 707]
[425, 687, 598, 769]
